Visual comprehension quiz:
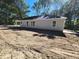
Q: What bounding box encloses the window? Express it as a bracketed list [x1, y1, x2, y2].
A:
[53, 21, 56, 27]
[31, 21, 35, 26]
[27, 21, 28, 26]
[33, 21, 35, 26]
[31, 22, 32, 26]
[17, 22, 21, 25]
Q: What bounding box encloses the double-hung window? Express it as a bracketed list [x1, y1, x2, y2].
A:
[53, 21, 56, 27]
[27, 21, 28, 26]
[31, 21, 35, 26]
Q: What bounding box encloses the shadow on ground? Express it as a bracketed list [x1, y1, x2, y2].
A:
[75, 32, 79, 37]
[8, 27, 66, 39]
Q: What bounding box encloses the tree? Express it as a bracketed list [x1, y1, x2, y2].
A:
[32, 1, 41, 15]
[60, 0, 79, 29]
[33, 0, 65, 16]
[32, 0, 53, 15]
[0, 0, 29, 25]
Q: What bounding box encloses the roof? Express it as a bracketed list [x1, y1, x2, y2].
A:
[22, 16, 41, 20]
[16, 15, 67, 21]
[21, 15, 61, 20]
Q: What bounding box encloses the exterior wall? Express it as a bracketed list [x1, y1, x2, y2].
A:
[16, 17, 66, 31]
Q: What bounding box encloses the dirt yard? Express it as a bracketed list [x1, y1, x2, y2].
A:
[0, 27, 79, 59]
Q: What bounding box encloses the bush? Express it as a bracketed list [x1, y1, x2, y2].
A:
[65, 20, 74, 29]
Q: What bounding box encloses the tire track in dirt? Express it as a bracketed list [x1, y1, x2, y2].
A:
[31, 45, 79, 59]
[0, 30, 79, 59]
[49, 47, 79, 58]
[0, 30, 42, 59]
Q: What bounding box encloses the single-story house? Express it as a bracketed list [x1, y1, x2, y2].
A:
[15, 15, 67, 31]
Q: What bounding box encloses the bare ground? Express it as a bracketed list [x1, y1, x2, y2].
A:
[0, 27, 79, 59]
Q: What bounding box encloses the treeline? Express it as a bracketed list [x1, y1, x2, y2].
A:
[0, 0, 28, 25]
[0, 0, 79, 30]
[32, 0, 79, 30]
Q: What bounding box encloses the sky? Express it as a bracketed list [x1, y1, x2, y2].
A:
[24, 0, 68, 16]
[24, 0, 36, 16]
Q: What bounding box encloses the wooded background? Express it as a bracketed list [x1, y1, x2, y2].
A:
[0, 0, 79, 30]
